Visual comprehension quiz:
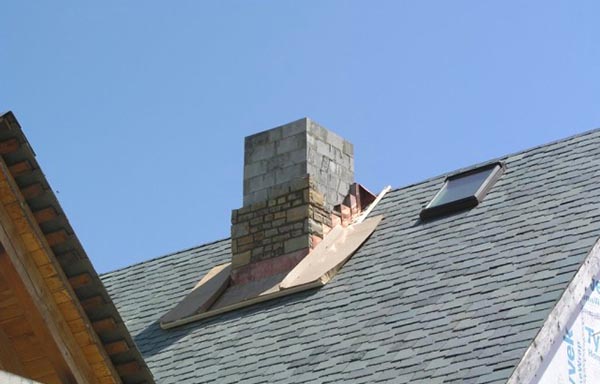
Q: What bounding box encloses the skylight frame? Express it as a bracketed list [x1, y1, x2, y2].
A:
[420, 162, 505, 220]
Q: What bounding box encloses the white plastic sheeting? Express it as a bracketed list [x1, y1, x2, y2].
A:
[537, 276, 600, 383]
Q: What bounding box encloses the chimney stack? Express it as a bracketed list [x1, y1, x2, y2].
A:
[230, 118, 354, 284]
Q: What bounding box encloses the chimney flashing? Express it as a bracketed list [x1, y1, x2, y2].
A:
[158, 118, 389, 329]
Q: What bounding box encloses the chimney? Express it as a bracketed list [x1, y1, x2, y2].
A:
[230, 118, 354, 284]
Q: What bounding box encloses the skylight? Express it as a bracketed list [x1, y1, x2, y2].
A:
[420, 162, 505, 220]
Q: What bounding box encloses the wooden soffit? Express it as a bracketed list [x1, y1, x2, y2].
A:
[0, 111, 155, 383]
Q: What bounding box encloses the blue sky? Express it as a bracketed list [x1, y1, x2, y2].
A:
[2, 1, 599, 273]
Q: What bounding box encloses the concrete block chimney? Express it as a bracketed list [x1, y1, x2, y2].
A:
[230, 118, 354, 284]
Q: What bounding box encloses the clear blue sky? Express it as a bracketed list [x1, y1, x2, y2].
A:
[2, 2, 599, 273]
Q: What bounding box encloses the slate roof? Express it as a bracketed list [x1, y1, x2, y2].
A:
[101, 128, 600, 383]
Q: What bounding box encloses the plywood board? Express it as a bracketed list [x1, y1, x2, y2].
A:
[160, 216, 383, 329]
[280, 215, 383, 289]
[160, 263, 231, 325]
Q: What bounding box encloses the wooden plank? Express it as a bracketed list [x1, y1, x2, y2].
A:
[2, 316, 31, 337]
[0, 253, 80, 383]
[160, 263, 231, 325]
[83, 344, 108, 365]
[57, 301, 84, 322]
[45, 229, 69, 247]
[0, 138, 20, 154]
[73, 329, 93, 346]
[20, 183, 44, 200]
[98, 375, 119, 384]
[90, 361, 114, 378]
[81, 295, 105, 311]
[34, 206, 58, 224]
[8, 160, 31, 177]
[67, 318, 88, 333]
[116, 361, 140, 376]
[162, 279, 323, 329]
[8, 333, 44, 360]
[0, 294, 18, 309]
[0, 302, 23, 321]
[92, 318, 117, 333]
[52, 288, 72, 304]
[0, 325, 26, 375]
[38, 263, 58, 278]
[37, 373, 64, 384]
[280, 215, 383, 288]
[68, 273, 93, 289]
[0, 147, 125, 384]
[105, 340, 129, 356]
[0, 170, 101, 384]
[0, 181, 16, 205]
[31, 249, 51, 267]
[23, 357, 55, 379]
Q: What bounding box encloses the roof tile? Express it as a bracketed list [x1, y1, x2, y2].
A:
[102, 128, 600, 383]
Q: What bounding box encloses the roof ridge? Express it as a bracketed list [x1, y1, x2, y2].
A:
[102, 125, 600, 278]
[389, 125, 600, 194]
[100, 236, 231, 277]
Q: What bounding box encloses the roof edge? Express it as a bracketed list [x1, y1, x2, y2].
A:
[507, 234, 600, 383]
[100, 237, 231, 277]
[395, 125, 600, 194]
[0, 111, 156, 384]
[102, 126, 600, 280]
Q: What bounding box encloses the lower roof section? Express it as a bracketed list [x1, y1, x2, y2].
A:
[103, 127, 600, 383]
[0, 112, 154, 384]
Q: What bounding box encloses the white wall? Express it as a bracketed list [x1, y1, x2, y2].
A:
[0, 371, 42, 384]
[536, 276, 600, 383]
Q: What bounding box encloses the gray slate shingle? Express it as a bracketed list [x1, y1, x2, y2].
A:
[102, 128, 600, 383]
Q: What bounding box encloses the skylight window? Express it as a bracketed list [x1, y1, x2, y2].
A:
[420, 162, 505, 220]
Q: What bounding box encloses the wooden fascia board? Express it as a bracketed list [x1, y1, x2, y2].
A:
[0, 251, 74, 383]
[0, 160, 120, 384]
[0, 111, 155, 384]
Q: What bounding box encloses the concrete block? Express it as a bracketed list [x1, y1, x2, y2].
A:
[231, 222, 249, 238]
[245, 130, 270, 147]
[284, 235, 310, 254]
[280, 118, 308, 138]
[287, 148, 307, 165]
[244, 160, 267, 180]
[309, 189, 325, 206]
[276, 133, 307, 155]
[343, 140, 354, 156]
[251, 246, 264, 258]
[287, 205, 308, 222]
[267, 126, 283, 141]
[326, 130, 345, 152]
[243, 188, 268, 206]
[241, 118, 353, 208]
[315, 139, 331, 158]
[274, 163, 306, 185]
[244, 172, 275, 195]
[245, 142, 276, 163]
[320, 156, 330, 172]
[266, 150, 307, 175]
[232, 250, 251, 268]
[308, 120, 329, 141]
